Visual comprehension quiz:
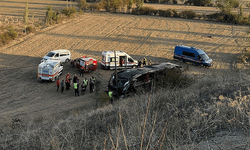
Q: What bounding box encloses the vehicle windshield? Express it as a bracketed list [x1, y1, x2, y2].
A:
[46, 52, 55, 57]
[200, 54, 210, 61]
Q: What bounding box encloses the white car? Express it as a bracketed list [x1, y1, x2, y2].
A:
[42, 49, 71, 63]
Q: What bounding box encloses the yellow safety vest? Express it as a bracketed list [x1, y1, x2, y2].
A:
[83, 80, 88, 85]
[74, 83, 78, 89]
[108, 91, 112, 98]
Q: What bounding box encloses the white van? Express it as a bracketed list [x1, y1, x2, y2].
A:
[42, 49, 71, 63]
[101, 51, 138, 70]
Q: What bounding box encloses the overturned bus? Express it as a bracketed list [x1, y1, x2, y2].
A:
[107, 62, 184, 98]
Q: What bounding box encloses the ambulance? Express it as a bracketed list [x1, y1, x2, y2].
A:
[37, 60, 63, 82]
[71, 56, 97, 72]
[101, 51, 138, 70]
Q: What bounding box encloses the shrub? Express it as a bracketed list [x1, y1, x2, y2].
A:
[26, 26, 35, 34]
[8, 25, 18, 39]
[158, 9, 174, 17]
[181, 10, 196, 19]
[61, 7, 77, 17]
[0, 32, 11, 45]
[238, 50, 250, 63]
[172, 0, 177, 4]
[184, 0, 211, 6]
[99, 0, 107, 10]
[139, 7, 156, 15]
[155, 68, 193, 88]
[77, 0, 89, 12]
[45, 5, 62, 24]
[89, 3, 102, 11]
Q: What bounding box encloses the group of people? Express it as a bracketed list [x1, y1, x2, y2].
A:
[56, 72, 96, 96]
[138, 58, 152, 68]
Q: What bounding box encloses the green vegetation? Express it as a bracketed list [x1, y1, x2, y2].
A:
[0, 25, 18, 46]
[77, 0, 89, 12]
[23, 2, 29, 33]
[26, 26, 35, 34]
[61, 6, 77, 17]
[181, 10, 197, 19]
[184, 0, 212, 6]
[45, 5, 60, 24]
[216, 0, 240, 13]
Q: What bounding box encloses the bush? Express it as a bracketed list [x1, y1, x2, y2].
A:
[45, 5, 62, 24]
[89, 3, 102, 11]
[172, 0, 177, 4]
[158, 9, 175, 17]
[61, 7, 77, 17]
[26, 26, 35, 34]
[184, 0, 211, 6]
[181, 10, 196, 19]
[0, 32, 11, 45]
[139, 7, 156, 15]
[155, 68, 193, 88]
[8, 25, 18, 39]
[77, 0, 89, 12]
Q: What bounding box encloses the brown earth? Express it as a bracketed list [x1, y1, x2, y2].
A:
[0, 0, 250, 148]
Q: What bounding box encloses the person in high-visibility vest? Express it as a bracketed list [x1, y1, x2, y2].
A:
[74, 82, 79, 96]
[109, 91, 113, 104]
[82, 78, 88, 94]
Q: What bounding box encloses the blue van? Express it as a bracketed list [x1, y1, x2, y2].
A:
[173, 45, 213, 67]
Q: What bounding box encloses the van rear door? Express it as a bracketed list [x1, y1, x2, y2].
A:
[110, 57, 118, 69]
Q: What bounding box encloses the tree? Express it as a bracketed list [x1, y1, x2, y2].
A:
[216, 0, 239, 13]
[77, 0, 89, 12]
[45, 5, 54, 24]
[23, 2, 29, 33]
[110, 0, 123, 12]
[127, 0, 133, 13]
[136, 0, 143, 11]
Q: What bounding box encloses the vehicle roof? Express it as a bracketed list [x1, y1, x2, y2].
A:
[49, 49, 70, 53]
[79, 57, 96, 61]
[116, 62, 183, 80]
[175, 45, 205, 54]
[102, 50, 127, 55]
[39, 60, 60, 67]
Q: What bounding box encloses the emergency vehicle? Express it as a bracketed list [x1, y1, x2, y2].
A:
[37, 60, 63, 82]
[71, 56, 97, 72]
[101, 51, 138, 70]
[173, 45, 213, 67]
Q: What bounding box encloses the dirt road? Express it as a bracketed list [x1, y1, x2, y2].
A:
[0, 10, 249, 129]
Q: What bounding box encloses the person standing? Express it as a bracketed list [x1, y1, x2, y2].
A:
[143, 58, 146, 66]
[66, 77, 70, 91]
[56, 78, 60, 92]
[89, 76, 96, 93]
[61, 79, 64, 94]
[80, 68, 85, 77]
[83, 78, 88, 89]
[74, 82, 79, 96]
[73, 74, 79, 83]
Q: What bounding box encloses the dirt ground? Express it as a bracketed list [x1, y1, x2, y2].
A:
[0, 0, 250, 148]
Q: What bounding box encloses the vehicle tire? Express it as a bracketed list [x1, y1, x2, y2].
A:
[180, 59, 184, 63]
[200, 64, 204, 68]
[65, 59, 70, 63]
